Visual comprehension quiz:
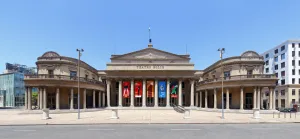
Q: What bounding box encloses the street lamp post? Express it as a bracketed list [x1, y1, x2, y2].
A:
[218, 48, 225, 119]
[76, 49, 84, 119]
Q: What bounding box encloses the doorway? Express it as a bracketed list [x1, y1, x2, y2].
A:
[245, 93, 253, 109]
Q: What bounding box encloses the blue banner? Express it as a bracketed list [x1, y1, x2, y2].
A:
[158, 81, 166, 98]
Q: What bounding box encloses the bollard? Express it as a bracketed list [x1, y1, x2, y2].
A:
[110, 109, 119, 119]
[284, 112, 286, 118]
[290, 112, 292, 118]
[42, 109, 50, 120]
[278, 112, 280, 118]
[273, 112, 274, 118]
[183, 109, 191, 119]
[295, 112, 297, 119]
[253, 108, 260, 119]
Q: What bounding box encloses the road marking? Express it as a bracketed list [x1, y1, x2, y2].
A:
[171, 129, 202, 131]
[87, 129, 115, 131]
[13, 130, 36, 132]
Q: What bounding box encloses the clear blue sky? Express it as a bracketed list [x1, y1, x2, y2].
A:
[1, 0, 300, 71]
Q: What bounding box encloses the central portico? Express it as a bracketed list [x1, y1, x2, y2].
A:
[102, 44, 200, 108]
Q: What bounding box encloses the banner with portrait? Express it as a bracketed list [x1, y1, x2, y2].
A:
[122, 81, 130, 98]
[158, 81, 166, 98]
[134, 81, 142, 98]
[146, 80, 154, 98]
[170, 81, 178, 98]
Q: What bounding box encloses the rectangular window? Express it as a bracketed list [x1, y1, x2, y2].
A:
[275, 65, 278, 70]
[292, 99, 296, 104]
[275, 49, 278, 54]
[281, 71, 285, 77]
[275, 73, 278, 77]
[266, 68, 269, 73]
[292, 51, 295, 57]
[281, 79, 285, 85]
[281, 53, 285, 60]
[265, 60, 269, 65]
[299, 78, 300, 84]
[224, 71, 230, 77]
[292, 60, 295, 66]
[48, 70, 54, 78]
[299, 51, 300, 57]
[274, 56, 278, 62]
[292, 78, 295, 84]
[265, 53, 269, 58]
[292, 69, 295, 75]
[281, 62, 285, 68]
[292, 43, 295, 48]
[70, 71, 77, 78]
[85, 74, 88, 79]
[299, 70, 300, 75]
[281, 45, 285, 51]
[281, 90, 285, 96]
[292, 89, 295, 95]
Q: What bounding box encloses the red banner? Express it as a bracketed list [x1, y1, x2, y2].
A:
[147, 80, 154, 98]
[134, 81, 142, 98]
[122, 81, 130, 98]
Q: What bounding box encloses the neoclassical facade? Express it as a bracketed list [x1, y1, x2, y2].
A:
[24, 44, 277, 111]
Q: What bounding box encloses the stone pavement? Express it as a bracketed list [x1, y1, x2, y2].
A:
[0, 109, 299, 125]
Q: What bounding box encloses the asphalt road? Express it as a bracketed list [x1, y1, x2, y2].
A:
[0, 124, 299, 139]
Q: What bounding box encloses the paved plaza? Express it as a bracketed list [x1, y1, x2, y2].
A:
[0, 109, 299, 125]
[0, 124, 300, 139]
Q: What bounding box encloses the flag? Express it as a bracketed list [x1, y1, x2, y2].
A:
[122, 81, 130, 98]
[158, 81, 166, 98]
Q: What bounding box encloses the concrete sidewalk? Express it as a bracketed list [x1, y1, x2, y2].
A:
[0, 109, 299, 125]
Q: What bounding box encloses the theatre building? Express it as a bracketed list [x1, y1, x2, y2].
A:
[24, 43, 277, 111]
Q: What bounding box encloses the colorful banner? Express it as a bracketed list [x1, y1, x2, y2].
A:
[158, 81, 166, 98]
[146, 80, 154, 98]
[134, 81, 142, 98]
[122, 81, 130, 98]
[170, 81, 178, 98]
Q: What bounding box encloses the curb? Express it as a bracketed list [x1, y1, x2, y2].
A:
[1, 122, 300, 126]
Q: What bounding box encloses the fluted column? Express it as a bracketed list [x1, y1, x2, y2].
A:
[257, 87, 260, 109]
[43, 88, 47, 109]
[130, 79, 134, 107]
[260, 88, 264, 109]
[226, 88, 229, 109]
[195, 93, 199, 107]
[154, 79, 158, 107]
[102, 92, 105, 107]
[272, 88, 276, 110]
[28, 87, 32, 110]
[178, 79, 182, 106]
[98, 91, 101, 107]
[39, 88, 43, 109]
[240, 87, 244, 110]
[205, 90, 208, 108]
[24, 87, 28, 109]
[142, 79, 146, 107]
[200, 91, 202, 108]
[118, 80, 122, 107]
[93, 90, 96, 108]
[83, 89, 86, 109]
[190, 80, 195, 107]
[70, 88, 74, 110]
[214, 88, 217, 109]
[166, 79, 170, 107]
[269, 87, 273, 110]
[106, 80, 111, 107]
[56, 88, 60, 110]
[253, 87, 257, 109]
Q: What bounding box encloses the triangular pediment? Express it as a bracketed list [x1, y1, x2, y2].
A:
[111, 47, 190, 60]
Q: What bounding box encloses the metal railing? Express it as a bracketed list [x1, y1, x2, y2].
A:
[199, 74, 276, 85]
[24, 74, 103, 85]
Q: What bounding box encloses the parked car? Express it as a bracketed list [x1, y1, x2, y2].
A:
[279, 108, 296, 112]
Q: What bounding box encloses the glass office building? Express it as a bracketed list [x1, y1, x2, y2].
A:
[0, 72, 25, 107]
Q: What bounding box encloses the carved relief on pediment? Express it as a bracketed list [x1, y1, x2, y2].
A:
[84, 70, 89, 75]
[135, 53, 167, 59]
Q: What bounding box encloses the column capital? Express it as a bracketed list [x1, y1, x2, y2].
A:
[189, 79, 195, 84]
